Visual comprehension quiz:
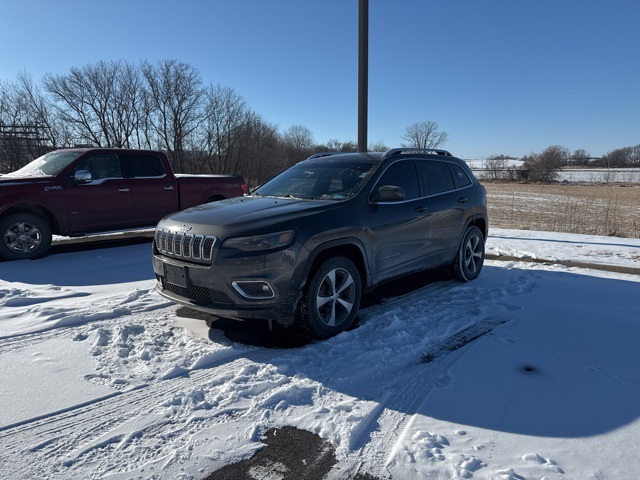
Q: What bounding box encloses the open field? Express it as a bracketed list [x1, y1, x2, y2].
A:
[484, 182, 640, 238]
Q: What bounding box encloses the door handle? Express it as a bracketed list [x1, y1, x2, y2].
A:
[118, 188, 130, 192]
[164, 186, 174, 190]
[457, 196, 468, 203]
[414, 205, 428, 213]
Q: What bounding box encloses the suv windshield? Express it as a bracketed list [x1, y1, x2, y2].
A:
[4, 150, 84, 178]
[254, 160, 376, 200]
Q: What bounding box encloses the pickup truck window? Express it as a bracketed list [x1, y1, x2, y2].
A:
[5, 150, 83, 177]
[127, 154, 166, 178]
[76, 154, 122, 180]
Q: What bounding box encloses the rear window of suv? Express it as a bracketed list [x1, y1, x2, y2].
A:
[448, 163, 473, 188]
[417, 160, 455, 195]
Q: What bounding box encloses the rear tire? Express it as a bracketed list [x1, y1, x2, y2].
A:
[450, 226, 485, 282]
[298, 257, 362, 339]
[0, 213, 52, 260]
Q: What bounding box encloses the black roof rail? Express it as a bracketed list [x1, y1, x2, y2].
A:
[383, 148, 453, 157]
[306, 152, 341, 159]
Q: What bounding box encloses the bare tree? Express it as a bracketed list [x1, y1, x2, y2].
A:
[0, 79, 25, 171]
[401, 120, 448, 149]
[316, 139, 358, 152]
[234, 112, 281, 187]
[522, 145, 567, 183]
[630, 145, 640, 166]
[600, 145, 640, 168]
[43, 61, 144, 148]
[281, 125, 315, 167]
[368, 140, 389, 152]
[15, 72, 68, 150]
[570, 149, 591, 166]
[199, 84, 249, 174]
[485, 155, 510, 180]
[283, 125, 315, 151]
[141, 59, 204, 172]
[0, 74, 65, 171]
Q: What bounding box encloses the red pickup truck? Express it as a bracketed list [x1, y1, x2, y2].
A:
[0, 148, 247, 260]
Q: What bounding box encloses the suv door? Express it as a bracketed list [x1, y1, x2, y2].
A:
[366, 160, 430, 283]
[416, 159, 467, 266]
[66, 153, 135, 231]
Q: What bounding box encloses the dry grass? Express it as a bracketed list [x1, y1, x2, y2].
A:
[483, 182, 640, 238]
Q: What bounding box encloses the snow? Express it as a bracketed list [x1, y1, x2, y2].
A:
[466, 162, 640, 184]
[1, 228, 639, 479]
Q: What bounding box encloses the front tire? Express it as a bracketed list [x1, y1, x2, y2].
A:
[298, 257, 362, 339]
[0, 213, 52, 260]
[451, 226, 485, 282]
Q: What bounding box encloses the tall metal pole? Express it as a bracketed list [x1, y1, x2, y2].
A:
[358, 0, 368, 152]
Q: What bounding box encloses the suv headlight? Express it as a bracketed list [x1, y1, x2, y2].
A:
[221, 230, 295, 252]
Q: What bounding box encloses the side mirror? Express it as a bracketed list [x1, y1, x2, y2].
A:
[73, 169, 93, 184]
[375, 185, 406, 202]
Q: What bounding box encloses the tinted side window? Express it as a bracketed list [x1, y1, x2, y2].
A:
[375, 160, 420, 200]
[128, 154, 166, 178]
[76, 154, 122, 180]
[417, 160, 455, 195]
[448, 163, 473, 188]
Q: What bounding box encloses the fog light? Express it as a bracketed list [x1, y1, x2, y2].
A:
[232, 281, 275, 299]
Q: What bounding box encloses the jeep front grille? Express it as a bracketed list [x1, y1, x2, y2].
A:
[155, 228, 217, 261]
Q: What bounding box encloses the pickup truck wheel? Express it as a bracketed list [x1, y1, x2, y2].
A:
[0, 213, 52, 260]
[298, 257, 361, 339]
[450, 226, 485, 282]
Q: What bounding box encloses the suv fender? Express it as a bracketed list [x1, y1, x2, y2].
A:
[301, 237, 370, 291]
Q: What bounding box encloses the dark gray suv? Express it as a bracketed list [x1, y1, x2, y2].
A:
[152, 148, 488, 338]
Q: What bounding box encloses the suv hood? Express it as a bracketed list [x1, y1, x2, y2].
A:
[158, 195, 339, 236]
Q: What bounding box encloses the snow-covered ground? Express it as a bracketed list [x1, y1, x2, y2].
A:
[1, 228, 639, 479]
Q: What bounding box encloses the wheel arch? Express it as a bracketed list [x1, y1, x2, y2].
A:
[1, 204, 60, 235]
[463, 215, 489, 241]
[302, 239, 369, 293]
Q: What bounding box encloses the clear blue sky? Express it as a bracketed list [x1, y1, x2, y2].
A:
[1, 0, 639, 159]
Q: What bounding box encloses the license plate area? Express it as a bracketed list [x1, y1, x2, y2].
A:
[164, 263, 189, 288]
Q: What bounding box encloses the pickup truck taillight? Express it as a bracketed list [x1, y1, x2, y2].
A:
[242, 183, 249, 195]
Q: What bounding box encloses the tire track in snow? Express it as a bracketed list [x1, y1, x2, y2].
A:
[0, 277, 462, 479]
[0, 287, 172, 352]
[358, 279, 458, 324]
[339, 317, 508, 479]
[0, 350, 275, 479]
[2, 268, 539, 479]
[335, 271, 539, 479]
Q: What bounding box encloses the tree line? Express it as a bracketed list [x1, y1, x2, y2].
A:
[0, 60, 300, 185]
[0, 59, 402, 185]
[1, 59, 637, 186]
[484, 144, 640, 183]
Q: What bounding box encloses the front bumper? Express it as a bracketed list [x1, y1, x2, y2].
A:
[152, 244, 308, 325]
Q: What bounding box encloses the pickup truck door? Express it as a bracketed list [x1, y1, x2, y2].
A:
[130, 176, 179, 224]
[66, 154, 135, 232]
[123, 153, 179, 225]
